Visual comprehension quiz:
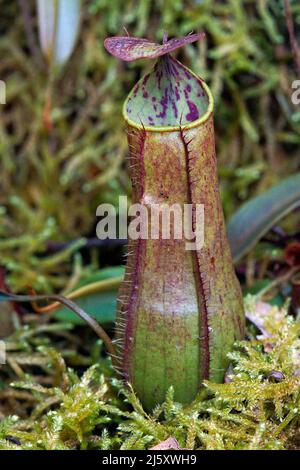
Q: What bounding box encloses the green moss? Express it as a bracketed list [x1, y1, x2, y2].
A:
[0, 0, 299, 292]
[0, 298, 299, 450]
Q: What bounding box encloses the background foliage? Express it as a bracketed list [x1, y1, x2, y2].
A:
[0, 0, 300, 450]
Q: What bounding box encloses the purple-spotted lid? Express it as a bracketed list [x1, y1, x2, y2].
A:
[104, 33, 209, 127]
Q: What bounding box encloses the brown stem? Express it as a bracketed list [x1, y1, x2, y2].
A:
[284, 0, 300, 78]
[0, 290, 116, 360]
[258, 266, 299, 299]
[19, 0, 44, 71]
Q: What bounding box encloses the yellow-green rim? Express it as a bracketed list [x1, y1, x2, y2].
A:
[123, 62, 214, 132]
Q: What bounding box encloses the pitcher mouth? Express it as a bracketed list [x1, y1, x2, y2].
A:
[123, 56, 214, 133]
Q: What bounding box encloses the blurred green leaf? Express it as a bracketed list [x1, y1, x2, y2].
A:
[0, 266, 125, 328]
[228, 173, 300, 263]
[54, 290, 117, 325]
[54, 266, 124, 324]
[243, 279, 271, 296]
